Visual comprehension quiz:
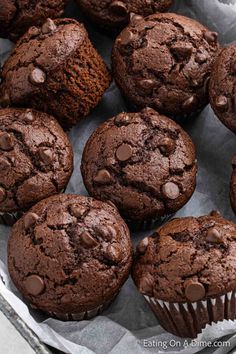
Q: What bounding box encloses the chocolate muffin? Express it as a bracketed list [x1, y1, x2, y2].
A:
[8, 194, 132, 320]
[81, 108, 197, 229]
[112, 13, 220, 120]
[209, 44, 236, 134]
[0, 0, 68, 41]
[76, 0, 172, 31]
[0, 108, 73, 226]
[230, 155, 236, 214]
[132, 211, 236, 338]
[0, 18, 111, 129]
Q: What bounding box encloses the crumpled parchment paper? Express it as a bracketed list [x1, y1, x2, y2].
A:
[1, 1, 236, 353]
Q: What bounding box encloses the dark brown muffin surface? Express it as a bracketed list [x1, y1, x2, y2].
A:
[0, 18, 111, 129]
[8, 194, 132, 315]
[0, 108, 73, 213]
[209, 45, 236, 134]
[132, 212, 236, 303]
[76, 0, 172, 30]
[112, 13, 220, 119]
[81, 108, 197, 224]
[0, 0, 67, 41]
[230, 156, 236, 215]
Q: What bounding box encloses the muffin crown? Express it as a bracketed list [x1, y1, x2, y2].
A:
[133, 212, 236, 302]
[0, 108, 73, 213]
[81, 107, 197, 223]
[8, 194, 132, 314]
[112, 12, 220, 117]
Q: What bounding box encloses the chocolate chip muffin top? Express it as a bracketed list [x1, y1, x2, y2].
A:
[0, 108, 73, 213]
[76, 0, 172, 30]
[132, 212, 236, 303]
[8, 194, 132, 314]
[209, 44, 236, 134]
[230, 156, 236, 215]
[112, 13, 220, 118]
[0, 0, 67, 41]
[0, 18, 85, 107]
[81, 108, 197, 224]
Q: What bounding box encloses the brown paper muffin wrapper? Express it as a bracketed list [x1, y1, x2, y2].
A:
[127, 214, 174, 232]
[144, 290, 236, 338]
[46, 295, 116, 322]
[0, 189, 67, 227]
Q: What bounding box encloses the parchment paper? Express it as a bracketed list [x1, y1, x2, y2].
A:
[1, 1, 236, 353]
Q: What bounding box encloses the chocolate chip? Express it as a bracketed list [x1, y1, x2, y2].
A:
[118, 29, 134, 46]
[159, 138, 175, 156]
[81, 231, 98, 248]
[129, 13, 143, 25]
[215, 95, 228, 112]
[105, 243, 122, 263]
[0, 187, 6, 203]
[206, 228, 224, 244]
[0, 92, 10, 108]
[139, 274, 153, 295]
[232, 155, 236, 169]
[115, 113, 130, 126]
[171, 43, 193, 60]
[137, 79, 155, 94]
[184, 279, 205, 302]
[137, 237, 149, 254]
[70, 205, 86, 218]
[24, 212, 39, 230]
[209, 210, 221, 217]
[109, 1, 128, 17]
[182, 95, 198, 112]
[98, 225, 117, 241]
[39, 148, 53, 165]
[0, 132, 13, 151]
[29, 68, 46, 85]
[162, 182, 180, 200]
[21, 109, 34, 122]
[25, 275, 45, 296]
[94, 169, 113, 185]
[116, 143, 133, 162]
[42, 18, 57, 34]
[203, 31, 218, 44]
[195, 52, 208, 64]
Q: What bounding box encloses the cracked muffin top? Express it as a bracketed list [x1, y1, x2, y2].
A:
[76, 0, 172, 30]
[132, 211, 236, 303]
[0, 108, 73, 213]
[209, 44, 236, 134]
[230, 156, 236, 215]
[0, 0, 68, 41]
[8, 194, 132, 314]
[81, 108, 197, 224]
[112, 13, 220, 118]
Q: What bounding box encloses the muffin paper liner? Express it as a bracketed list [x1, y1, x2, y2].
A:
[46, 296, 115, 322]
[144, 290, 236, 338]
[127, 214, 174, 231]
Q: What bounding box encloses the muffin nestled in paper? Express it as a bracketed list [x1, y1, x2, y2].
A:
[132, 211, 236, 338]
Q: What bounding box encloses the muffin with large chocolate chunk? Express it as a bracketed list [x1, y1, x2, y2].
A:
[132, 211, 236, 338]
[0, 108, 73, 226]
[8, 194, 132, 320]
[0, 18, 111, 129]
[230, 155, 236, 214]
[81, 108, 197, 229]
[209, 44, 236, 134]
[76, 0, 172, 31]
[0, 0, 68, 41]
[112, 13, 220, 121]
